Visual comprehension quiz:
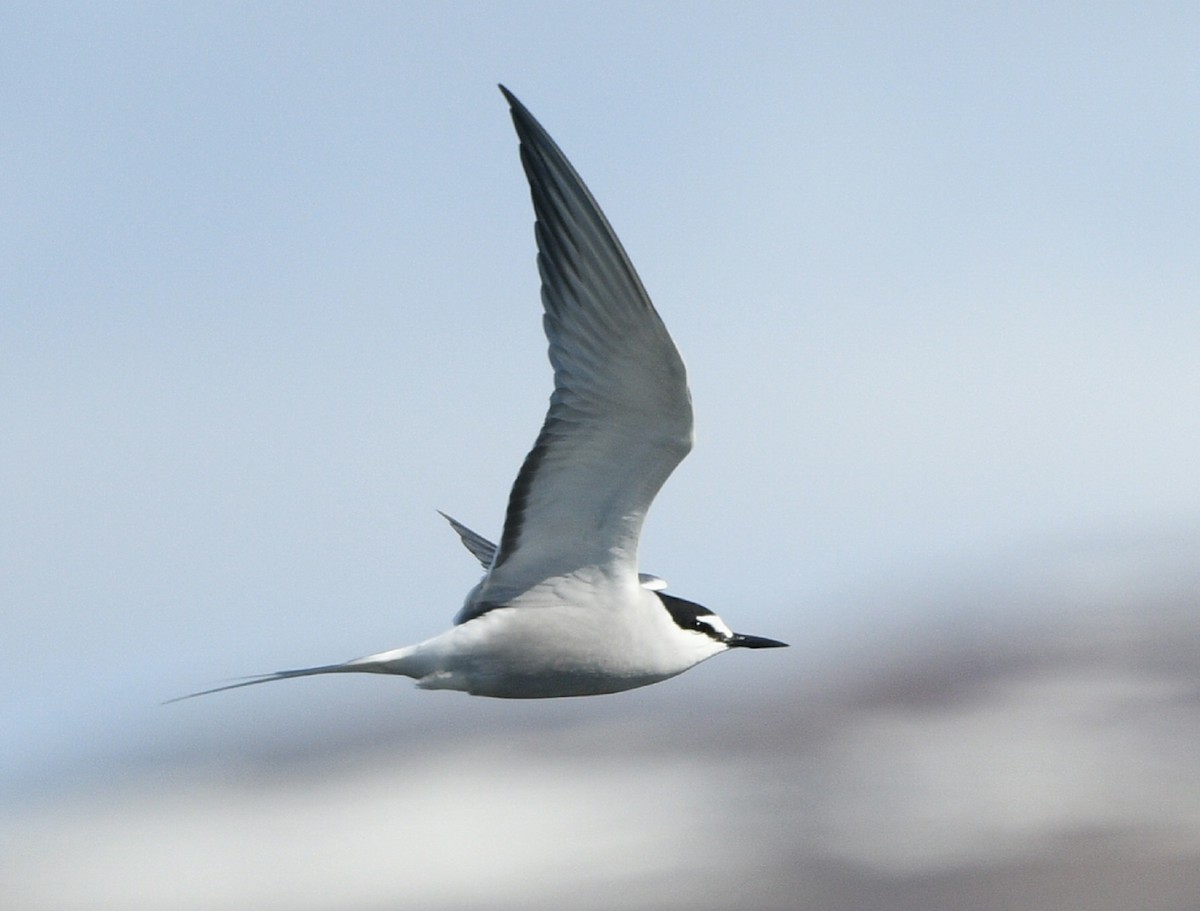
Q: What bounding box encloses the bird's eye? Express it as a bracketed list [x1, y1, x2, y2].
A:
[690, 618, 724, 640]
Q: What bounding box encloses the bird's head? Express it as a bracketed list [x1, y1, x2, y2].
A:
[658, 592, 788, 659]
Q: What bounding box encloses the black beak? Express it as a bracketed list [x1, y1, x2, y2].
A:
[727, 633, 789, 649]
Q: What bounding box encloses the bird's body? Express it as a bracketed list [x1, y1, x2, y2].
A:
[172, 87, 785, 704]
[338, 584, 721, 699]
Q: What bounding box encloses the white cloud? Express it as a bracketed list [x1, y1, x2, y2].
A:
[2, 752, 719, 911]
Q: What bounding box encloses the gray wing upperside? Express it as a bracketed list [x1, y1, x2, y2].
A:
[439, 511, 666, 592]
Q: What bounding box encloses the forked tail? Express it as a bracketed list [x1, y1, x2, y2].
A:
[164, 652, 410, 704]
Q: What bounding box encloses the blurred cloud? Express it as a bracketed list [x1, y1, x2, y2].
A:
[4, 754, 712, 910]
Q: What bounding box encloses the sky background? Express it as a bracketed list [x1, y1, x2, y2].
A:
[3, 3, 1199, 909]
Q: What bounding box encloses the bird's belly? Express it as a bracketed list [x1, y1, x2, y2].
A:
[417, 606, 689, 698]
[458, 666, 668, 699]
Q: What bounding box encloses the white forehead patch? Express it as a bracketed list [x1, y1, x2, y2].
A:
[699, 613, 734, 640]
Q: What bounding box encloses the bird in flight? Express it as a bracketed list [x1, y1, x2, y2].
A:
[172, 86, 786, 702]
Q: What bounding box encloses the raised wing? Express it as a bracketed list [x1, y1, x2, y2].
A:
[470, 88, 693, 611]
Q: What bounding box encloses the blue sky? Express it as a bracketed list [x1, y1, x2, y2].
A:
[3, 4, 1200, 903]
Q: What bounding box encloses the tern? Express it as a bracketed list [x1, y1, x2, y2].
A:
[172, 86, 786, 702]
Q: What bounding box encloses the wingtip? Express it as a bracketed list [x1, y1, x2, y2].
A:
[497, 85, 538, 133]
[498, 84, 522, 110]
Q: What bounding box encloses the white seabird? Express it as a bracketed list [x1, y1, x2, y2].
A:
[172, 86, 786, 702]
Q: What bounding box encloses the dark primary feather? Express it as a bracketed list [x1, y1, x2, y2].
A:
[438, 510, 496, 568]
